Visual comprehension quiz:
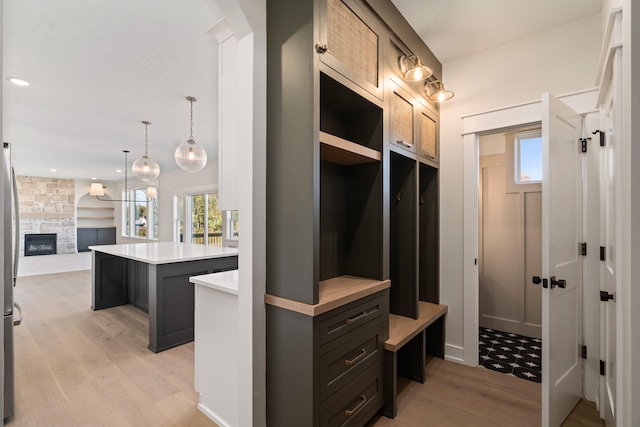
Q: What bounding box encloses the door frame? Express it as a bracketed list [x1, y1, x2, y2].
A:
[460, 88, 600, 369]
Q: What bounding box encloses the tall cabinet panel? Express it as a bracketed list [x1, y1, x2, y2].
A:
[267, 0, 444, 424]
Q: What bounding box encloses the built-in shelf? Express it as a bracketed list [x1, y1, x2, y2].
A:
[385, 302, 447, 352]
[320, 131, 381, 165]
[264, 275, 390, 317]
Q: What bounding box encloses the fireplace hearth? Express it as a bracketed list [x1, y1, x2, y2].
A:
[24, 233, 57, 256]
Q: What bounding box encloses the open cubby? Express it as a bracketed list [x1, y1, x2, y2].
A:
[320, 72, 383, 152]
[320, 160, 383, 282]
[419, 163, 439, 303]
[390, 152, 417, 319]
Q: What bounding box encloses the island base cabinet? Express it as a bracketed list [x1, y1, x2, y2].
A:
[266, 290, 388, 426]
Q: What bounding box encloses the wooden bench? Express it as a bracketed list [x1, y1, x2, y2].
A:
[383, 301, 448, 418]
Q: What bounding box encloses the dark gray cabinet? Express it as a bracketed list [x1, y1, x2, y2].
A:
[267, 291, 388, 426]
[77, 227, 116, 252]
[267, 0, 443, 423]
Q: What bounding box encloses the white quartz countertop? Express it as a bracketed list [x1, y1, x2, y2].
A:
[89, 242, 238, 265]
[190, 270, 239, 295]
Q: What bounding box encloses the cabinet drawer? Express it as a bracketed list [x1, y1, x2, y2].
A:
[319, 362, 384, 427]
[318, 293, 385, 347]
[319, 319, 383, 402]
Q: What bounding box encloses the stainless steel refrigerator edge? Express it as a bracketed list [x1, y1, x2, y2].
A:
[1, 1, 5, 420]
[2, 142, 20, 421]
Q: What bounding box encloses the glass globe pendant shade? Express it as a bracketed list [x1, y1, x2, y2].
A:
[132, 121, 160, 181]
[132, 155, 160, 181]
[175, 138, 207, 172]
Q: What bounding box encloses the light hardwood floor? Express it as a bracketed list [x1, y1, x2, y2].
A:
[9, 270, 216, 426]
[8, 269, 603, 426]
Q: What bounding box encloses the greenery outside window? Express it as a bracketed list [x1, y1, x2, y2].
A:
[174, 192, 238, 246]
[122, 188, 158, 239]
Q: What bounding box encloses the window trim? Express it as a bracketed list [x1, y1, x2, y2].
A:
[121, 187, 158, 240]
[514, 131, 543, 185]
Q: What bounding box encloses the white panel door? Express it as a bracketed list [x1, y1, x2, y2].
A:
[541, 93, 583, 427]
[600, 55, 620, 427]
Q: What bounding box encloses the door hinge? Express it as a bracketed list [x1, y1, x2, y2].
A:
[580, 137, 591, 153]
[581, 242, 587, 256]
[600, 360, 606, 376]
[600, 246, 606, 261]
[581, 345, 587, 359]
[600, 290, 615, 302]
[593, 130, 605, 147]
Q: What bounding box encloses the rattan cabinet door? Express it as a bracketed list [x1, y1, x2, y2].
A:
[418, 109, 438, 164]
[319, 0, 384, 99]
[389, 81, 417, 154]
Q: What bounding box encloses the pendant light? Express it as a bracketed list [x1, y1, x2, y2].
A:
[132, 121, 160, 181]
[175, 96, 207, 172]
[92, 150, 157, 202]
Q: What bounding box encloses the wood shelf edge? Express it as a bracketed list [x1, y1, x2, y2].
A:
[385, 302, 448, 352]
[319, 131, 381, 165]
[265, 276, 390, 317]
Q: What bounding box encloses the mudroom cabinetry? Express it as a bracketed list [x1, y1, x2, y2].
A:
[266, 0, 445, 424]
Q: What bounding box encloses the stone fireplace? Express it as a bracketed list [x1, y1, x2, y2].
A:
[17, 176, 77, 254]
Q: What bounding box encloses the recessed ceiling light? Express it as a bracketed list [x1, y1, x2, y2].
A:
[92, 177, 97, 180]
[7, 77, 30, 87]
[116, 169, 122, 173]
[50, 169, 57, 172]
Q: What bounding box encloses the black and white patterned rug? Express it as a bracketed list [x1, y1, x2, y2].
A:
[479, 327, 542, 383]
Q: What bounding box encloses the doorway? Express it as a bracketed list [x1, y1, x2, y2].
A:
[477, 127, 543, 383]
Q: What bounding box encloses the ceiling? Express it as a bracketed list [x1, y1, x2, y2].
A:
[4, 0, 603, 181]
[391, 0, 603, 64]
[4, 0, 224, 181]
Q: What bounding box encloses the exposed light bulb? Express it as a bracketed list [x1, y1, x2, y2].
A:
[188, 148, 195, 160]
[437, 91, 446, 102]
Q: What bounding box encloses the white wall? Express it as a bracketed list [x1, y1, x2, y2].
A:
[439, 14, 602, 362]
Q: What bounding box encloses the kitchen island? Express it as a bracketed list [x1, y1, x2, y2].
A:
[90, 242, 238, 352]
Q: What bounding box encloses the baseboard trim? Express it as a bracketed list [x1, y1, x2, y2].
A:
[198, 403, 233, 427]
[444, 343, 464, 364]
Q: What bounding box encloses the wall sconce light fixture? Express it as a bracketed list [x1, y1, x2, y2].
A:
[425, 80, 455, 102]
[398, 54, 433, 81]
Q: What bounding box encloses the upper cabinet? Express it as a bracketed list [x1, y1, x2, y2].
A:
[389, 80, 417, 155]
[418, 104, 439, 165]
[318, 0, 384, 99]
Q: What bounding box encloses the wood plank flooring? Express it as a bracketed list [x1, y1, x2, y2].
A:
[8, 270, 216, 427]
[8, 269, 604, 426]
[367, 356, 603, 427]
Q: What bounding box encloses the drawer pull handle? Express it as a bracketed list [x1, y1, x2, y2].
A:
[344, 395, 367, 417]
[397, 140, 413, 148]
[345, 348, 367, 366]
[345, 311, 367, 325]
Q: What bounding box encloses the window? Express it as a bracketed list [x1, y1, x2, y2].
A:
[515, 132, 543, 184]
[122, 188, 158, 239]
[174, 192, 238, 246]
